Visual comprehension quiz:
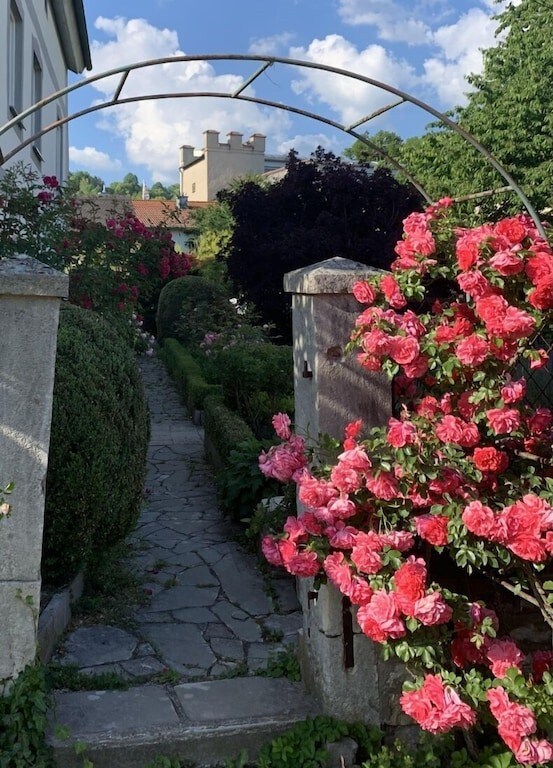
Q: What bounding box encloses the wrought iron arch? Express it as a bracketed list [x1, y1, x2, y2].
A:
[0, 53, 544, 236]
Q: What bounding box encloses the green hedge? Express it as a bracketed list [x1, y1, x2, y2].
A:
[156, 275, 233, 344]
[162, 338, 222, 411]
[214, 341, 294, 438]
[42, 305, 149, 586]
[203, 395, 256, 470]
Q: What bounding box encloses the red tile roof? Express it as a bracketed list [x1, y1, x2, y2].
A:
[75, 196, 209, 229]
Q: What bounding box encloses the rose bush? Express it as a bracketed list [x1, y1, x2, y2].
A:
[260, 200, 553, 764]
[0, 163, 191, 328]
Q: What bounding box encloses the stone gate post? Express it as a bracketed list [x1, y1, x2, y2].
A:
[284, 257, 404, 724]
[0, 255, 68, 692]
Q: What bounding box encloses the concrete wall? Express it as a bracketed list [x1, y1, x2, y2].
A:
[0, 254, 67, 692]
[285, 257, 408, 725]
[0, 0, 71, 179]
[180, 131, 266, 201]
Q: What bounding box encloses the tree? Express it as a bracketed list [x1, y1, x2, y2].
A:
[344, 130, 404, 168]
[398, 0, 553, 217]
[221, 148, 422, 341]
[66, 170, 104, 196]
[105, 172, 141, 198]
[149, 181, 180, 200]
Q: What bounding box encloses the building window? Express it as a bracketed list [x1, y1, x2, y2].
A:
[192, 182, 196, 193]
[8, 1, 23, 117]
[32, 52, 43, 162]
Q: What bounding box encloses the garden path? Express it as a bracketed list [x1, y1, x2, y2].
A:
[52, 355, 302, 681]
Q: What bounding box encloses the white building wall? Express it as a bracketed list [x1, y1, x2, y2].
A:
[180, 131, 266, 202]
[0, 1, 73, 180]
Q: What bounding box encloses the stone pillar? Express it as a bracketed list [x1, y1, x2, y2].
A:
[0, 255, 68, 692]
[284, 256, 400, 724]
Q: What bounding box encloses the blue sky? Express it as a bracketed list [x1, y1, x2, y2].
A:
[68, 0, 512, 185]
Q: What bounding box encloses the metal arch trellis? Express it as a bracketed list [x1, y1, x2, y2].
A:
[0, 53, 545, 238]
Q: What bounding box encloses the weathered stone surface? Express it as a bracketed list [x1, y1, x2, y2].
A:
[120, 657, 167, 678]
[138, 623, 216, 672]
[147, 585, 219, 612]
[175, 677, 314, 721]
[57, 626, 138, 667]
[51, 685, 180, 735]
[212, 602, 262, 642]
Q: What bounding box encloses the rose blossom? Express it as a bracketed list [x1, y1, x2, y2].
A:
[261, 535, 283, 566]
[472, 446, 509, 473]
[487, 687, 536, 753]
[501, 378, 526, 403]
[400, 674, 476, 734]
[455, 334, 489, 367]
[352, 280, 377, 305]
[357, 590, 406, 642]
[272, 412, 291, 440]
[462, 501, 499, 539]
[324, 552, 353, 593]
[485, 638, 524, 677]
[387, 418, 418, 448]
[486, 407, 521, 435]
[381, 275, 407, 309]
[284, 549, 321, 577]
[413, 592, 453, 626]
[389, 336, 420, 365]
[414, 514, 449, 546]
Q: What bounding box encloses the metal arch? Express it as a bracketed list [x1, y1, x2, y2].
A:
[0, 53, 544, 236]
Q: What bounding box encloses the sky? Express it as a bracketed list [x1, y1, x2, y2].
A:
[67, 0, 513, 186]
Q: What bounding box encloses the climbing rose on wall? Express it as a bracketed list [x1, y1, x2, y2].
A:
[259, 201, 553, 764]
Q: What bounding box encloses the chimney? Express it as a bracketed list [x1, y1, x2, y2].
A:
[248, 133, 266, 153]
[176, 195, 188, 210]
[227, 131, 243, 150]
[204, 130, 219, 149]
[179, 145, 195, 169]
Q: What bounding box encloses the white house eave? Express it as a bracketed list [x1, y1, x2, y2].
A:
[51, 0, 92, 74]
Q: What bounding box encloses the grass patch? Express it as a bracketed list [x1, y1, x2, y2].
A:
[71, 540, 150, 630]
[46, 664, 129, 692]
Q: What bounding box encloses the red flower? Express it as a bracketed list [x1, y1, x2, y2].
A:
[414, 514, 450, 546]
[472, 446, 509, 473]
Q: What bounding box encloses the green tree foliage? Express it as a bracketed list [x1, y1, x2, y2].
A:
[105, 172, 141, 197]
[399, 0, 553, 216]
[66, 170, 104, 196]
[149, 181, 180, 200]
[221, 148, 422, 341]
[191, 200, 234, 283]
[344, 129, 404, 169]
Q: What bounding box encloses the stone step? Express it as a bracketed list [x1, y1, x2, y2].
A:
[49, 677, 316, 767]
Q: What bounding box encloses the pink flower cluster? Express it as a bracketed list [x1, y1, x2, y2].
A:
[400, 674, 476, 734]
[462, 494, 553, 562]
[259, 202, 553, 763]
[488, 687, 553, 764]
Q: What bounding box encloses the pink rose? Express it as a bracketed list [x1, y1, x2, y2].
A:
[413, 592, 453, 626]
[357, 590, 406, 642]
[352, 280, 377, 305]
[486, 407, 521, 435]
[414, 514, 449, 546]
[485, 638, 524, 677]
[455, 334, 489, 367]
[272, 412, 291, 440]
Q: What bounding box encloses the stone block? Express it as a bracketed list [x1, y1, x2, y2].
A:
[0, 580, 41, 684]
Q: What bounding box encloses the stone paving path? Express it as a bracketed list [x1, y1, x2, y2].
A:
[53, 355, 301, 683]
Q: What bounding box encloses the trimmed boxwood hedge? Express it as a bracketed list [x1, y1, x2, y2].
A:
[156, 275, 233, 344]
[203, 394, 256, 471]
[162, 338, 222, 412]
[42, 305, 150, 585]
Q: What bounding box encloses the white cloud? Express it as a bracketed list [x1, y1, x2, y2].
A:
[86, 17, 291, 181]
[276, 133, 341, 157]
[423, 7, 502, 104]
[248, 32, 295, 56]
[289, 35, 418, 128]
[337, 0, 444, 44]
[69, 145, 122, 171]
